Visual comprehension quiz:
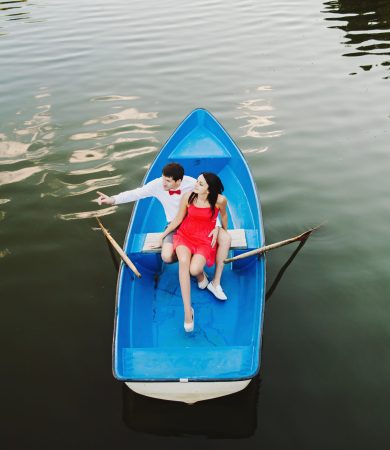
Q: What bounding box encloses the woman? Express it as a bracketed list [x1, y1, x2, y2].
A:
[157, 172, 228, 332]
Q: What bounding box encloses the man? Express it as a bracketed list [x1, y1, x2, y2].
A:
[96, 162, 230, 300]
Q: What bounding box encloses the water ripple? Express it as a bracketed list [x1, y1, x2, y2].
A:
[0, 90, 56, 168]
[323, 0, 390, 78]
[0, 248, 11, 258]
[0, 139, 29, 165]
[68, 163, 115, 176]
[57, 205, 117, 221]
[109, 146, 157, 161]
[235, 87, 283, 142]
[69, 123, 158, 141]
[0, 89, 161, 201]
[0, 165, 43, 186]
[42, 175, 123, 199]
[69, 148, 107, 163]
[90, 95, 139, 102]
[83, 108, 158, 126]
[0, 0, 33, 36]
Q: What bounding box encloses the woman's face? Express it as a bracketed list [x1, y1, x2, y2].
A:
[194, 174, 209, 195]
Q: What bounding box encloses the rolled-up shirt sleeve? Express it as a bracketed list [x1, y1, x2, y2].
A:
[112, 178, 160, 205]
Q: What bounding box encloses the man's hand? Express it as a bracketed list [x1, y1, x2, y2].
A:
[209, 226, 219, 248]
[97, 191, 115, 206]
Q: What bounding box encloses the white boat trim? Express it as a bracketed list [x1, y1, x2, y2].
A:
[125, 379, 252, 404]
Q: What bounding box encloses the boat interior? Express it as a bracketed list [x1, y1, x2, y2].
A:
[114, 110, 265, 381]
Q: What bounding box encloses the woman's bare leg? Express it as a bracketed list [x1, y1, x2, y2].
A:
[176, 245, 193, 324]
[190, 254, 207, 281]
[161, 242, 177, 263]
[212, 228, 231, 287]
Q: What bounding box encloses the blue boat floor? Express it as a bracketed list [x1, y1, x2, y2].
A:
[150, 262, 242, 348]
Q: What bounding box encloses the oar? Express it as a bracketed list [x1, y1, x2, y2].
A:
[96, 217, 142, 278]
[224, 225, 321, 264]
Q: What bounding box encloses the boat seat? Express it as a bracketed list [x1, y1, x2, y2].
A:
[140, 229, 247, 253]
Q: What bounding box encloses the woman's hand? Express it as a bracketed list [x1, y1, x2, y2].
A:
[151, 233, 164, 249]
[209, 226, 219, 248]
[96, 191, 115, 206]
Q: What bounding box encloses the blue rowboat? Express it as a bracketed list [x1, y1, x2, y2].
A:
[113, 108, 266, 403]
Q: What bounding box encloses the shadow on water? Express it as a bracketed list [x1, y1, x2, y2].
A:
[322, 0, 390, 78]
[265, 239, 308, 303]
[122, 375, 261, 438]
[103, 234, 120, 272]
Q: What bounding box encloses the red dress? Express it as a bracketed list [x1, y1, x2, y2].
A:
[173, 203, 219, 267]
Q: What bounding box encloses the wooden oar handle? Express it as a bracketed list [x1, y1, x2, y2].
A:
[224, 226, 321, 263]
[96, 218, 141, 278]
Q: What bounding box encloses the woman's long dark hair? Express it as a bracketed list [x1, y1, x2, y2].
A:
[189, 172, 224, 217]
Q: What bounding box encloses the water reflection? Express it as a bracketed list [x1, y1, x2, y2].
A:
[69, 123, 158, 141]
[0, 91, 54, 167]
[90, 95, 139, 102]
[84, 108, 158, 126]
[0, 0, 30, 36]
[0, 0, 27, 14]
[68, 163, 115, 176]
[0, 210, 9, 258]
[69, 149, 108, 163]
[265, 239, 308, 303]
[243, 146, 269, 154]
[0, 139, 29, 165]
[42, 175, 123, 198]
[101, 228, 120, 271]
[0, 165, 43, 186]
[1, 90, 159, 217]
[323, 0, 390, 78]
[0, 88, 59, 188]
[122, 375, 261, 438]
[0, 248, 11, 258]
[236, 86, 283, 151]
[110, 146, 157, 161]
[56, 205, 117, 221]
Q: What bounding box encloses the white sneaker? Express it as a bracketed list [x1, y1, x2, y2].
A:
[197, 272, 208, 289]
[207, 282, 228, 301]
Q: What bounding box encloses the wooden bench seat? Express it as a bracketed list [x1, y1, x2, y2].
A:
[141, 229, 247, 253]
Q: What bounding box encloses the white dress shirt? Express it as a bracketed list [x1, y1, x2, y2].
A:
[112, 175, 196, 222]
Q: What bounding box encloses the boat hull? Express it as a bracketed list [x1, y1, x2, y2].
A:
[113, 109, 266, 403]
[126, 379, 251, 404]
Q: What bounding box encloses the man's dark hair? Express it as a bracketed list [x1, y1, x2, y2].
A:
[162, 163, 184, 181]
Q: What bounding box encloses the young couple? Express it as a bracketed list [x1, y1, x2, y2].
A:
[97, 163, 231, 333]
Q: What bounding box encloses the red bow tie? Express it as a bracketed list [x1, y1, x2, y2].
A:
[168, 189, 181, 196]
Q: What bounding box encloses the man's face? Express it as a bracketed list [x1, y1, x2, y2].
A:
[162, 176, 181, 191]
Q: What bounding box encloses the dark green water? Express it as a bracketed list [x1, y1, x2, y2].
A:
[1, 0, 390, 449]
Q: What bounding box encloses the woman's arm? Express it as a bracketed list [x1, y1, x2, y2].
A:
[154, 193, 190, 247]
[217, 195, 228, 230]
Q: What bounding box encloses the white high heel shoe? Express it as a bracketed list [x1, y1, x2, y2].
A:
[184, 307, 194, 333]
